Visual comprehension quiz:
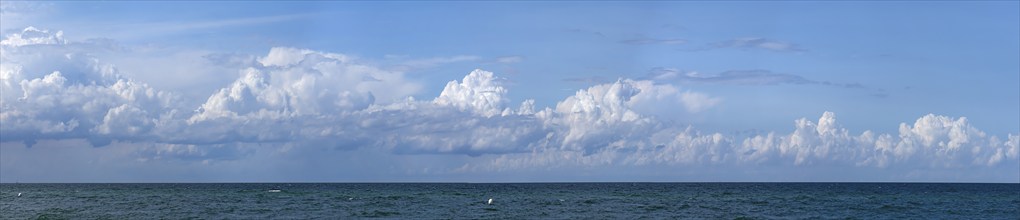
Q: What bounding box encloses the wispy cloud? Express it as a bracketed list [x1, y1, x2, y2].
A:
[153, 14, 309, 33]
[684, 37, 806, 52]
[388, 55, 481, 71]
[563, 76, 609, 84]
[619, 37, 687, 45]
[646, 68, 863, 89]
[564, 27, 606, 38]
[402, 55, 480, 67]
[494, 56, 524, 64]
[86, 13, 315, 40]
[659, 24, 687, 32]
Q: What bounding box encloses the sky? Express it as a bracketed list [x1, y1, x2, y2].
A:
[0, 1, 1017, 183]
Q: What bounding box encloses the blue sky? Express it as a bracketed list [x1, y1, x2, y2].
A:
[1, 1, 1017, 183]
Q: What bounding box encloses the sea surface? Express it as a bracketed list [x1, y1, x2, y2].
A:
[1, 183, 1018, 219]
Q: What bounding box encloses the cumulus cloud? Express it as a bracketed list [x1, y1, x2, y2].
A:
[553, 80, 656, 153]
[433, 69, 510, 117]
[364, 106, 551, 156]
[737, 112, 1020, 168]
[190, 47, 421, 122]
[1, 27, 1016, 179]
[361, 76, 715, 157]
[0, 26, 65, 46]
[364, 72, 711, 156]
[1, 27, 177, 147]
[557, 79, 718, 119]
[0, 26, 715, 158]
[465, 111, 1019, 173]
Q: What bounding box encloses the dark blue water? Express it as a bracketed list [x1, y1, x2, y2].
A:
[1, 183, 1018, 219]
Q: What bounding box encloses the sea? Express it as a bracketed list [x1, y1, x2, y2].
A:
[1, 183, 1018, 219]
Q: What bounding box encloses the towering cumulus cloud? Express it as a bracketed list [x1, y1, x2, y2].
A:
[1, 27, 176, 147]
[0, 28, 1017, 181]
[433, 69, 509, 117]
[190, 47, 420, 122]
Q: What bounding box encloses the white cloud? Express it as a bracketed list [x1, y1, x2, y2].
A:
[178, 67, 709, 157]
[736, 112, 1020, 168]
[1, 28, 177, 147]
[190, 47, 421, 122]
[549, 79, 719, 154]
[465, 111, 1019, 173]
[433, 69, 510, 117]
[94, 104, 155, 136]
[364, 106, 552, 156]
[555, 79, 707, 124]
[101, 49, 244, 107]
[1, 27, 1016, 182]
[0, 26, 65, 47]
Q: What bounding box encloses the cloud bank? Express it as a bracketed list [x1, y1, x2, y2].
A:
[1, 27, 1017, 181]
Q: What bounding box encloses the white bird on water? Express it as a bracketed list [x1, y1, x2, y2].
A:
[487, 198, 493, 205]
[17, 193, 22, 197]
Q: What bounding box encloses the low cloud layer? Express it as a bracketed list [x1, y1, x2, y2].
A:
[1, 27, 1017, 181]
